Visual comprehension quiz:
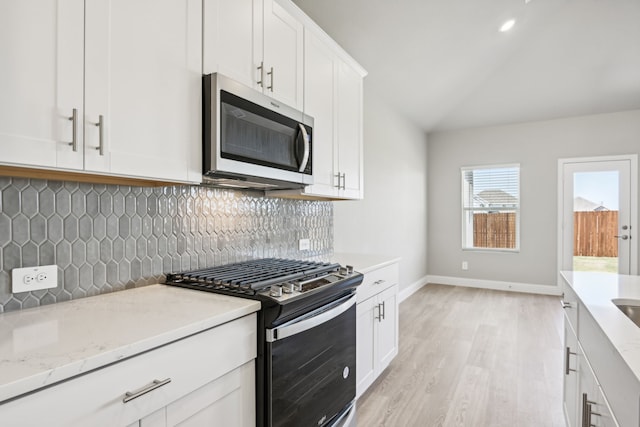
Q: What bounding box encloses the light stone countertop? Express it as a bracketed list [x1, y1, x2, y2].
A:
[0, 284, 260, 404]
[330, 252, 401, 274]
[560, 271, 640, 382]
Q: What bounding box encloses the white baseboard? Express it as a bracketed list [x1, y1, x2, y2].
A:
[425, 275, 562, 296]
[398, 274, 429, 303]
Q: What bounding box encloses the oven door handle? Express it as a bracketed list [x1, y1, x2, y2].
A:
[266, 294, 356, 342]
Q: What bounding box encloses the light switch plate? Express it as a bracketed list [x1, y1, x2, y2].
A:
[12, 265, 58, 293]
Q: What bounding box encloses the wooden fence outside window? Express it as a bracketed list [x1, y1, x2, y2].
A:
[573, 210, 618, 257]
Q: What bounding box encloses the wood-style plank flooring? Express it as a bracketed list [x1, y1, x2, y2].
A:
[356, 284, 565, 427]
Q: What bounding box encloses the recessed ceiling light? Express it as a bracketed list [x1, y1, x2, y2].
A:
[500, 19, 516, 32]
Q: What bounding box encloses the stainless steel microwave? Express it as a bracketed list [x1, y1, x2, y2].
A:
[203, 73, 313, 189]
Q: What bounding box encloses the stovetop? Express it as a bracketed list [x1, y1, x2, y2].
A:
[164, 258, 361, 308]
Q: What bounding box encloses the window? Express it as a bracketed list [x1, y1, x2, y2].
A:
[461, 164, 520, 251]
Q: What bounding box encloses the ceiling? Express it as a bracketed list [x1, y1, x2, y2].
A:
[292, 0, 640, 133]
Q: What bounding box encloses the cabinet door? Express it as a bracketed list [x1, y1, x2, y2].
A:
[0, 0, 84, 170]
[262, 0, 303, 109]
[376, 284, 398, 373]
[165, 361, 255, 427]
[203, 0, 259, 89]
[563, 317, 579, 427]
[302, 29, 338, 197]
[578, 356, 619, 427]
[356, 297, 377, 399]
[84, 0, 202, 183]
[336, 60, 363, 199]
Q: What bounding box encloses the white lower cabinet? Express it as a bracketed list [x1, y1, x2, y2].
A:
[561, 283, 632, 427]
[1, 314, 257, 427]
[356, 262, 399, 399]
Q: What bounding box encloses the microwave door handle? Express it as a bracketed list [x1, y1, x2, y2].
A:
[297, 123, 310, 172]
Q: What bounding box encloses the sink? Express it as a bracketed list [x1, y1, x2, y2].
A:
[613, 298, 640, 328]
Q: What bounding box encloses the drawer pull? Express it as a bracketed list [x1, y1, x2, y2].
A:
[560, 300, 572, 309]
[565, 347, 577, 375]
[123, 378, 172, 403]
[373, 280, 386, 285]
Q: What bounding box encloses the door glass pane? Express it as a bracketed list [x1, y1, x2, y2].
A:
[573, 171, 619, 273]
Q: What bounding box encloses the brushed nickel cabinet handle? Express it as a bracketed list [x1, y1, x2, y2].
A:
[68, 108, 78, 152]
[381, 301, 385, 321]
[257, 62, 264, 87]
[341, 173, 346, 190]
[335, 173, 342, 189]
[561, 300, 572, 309]
[267, 67, 274, 91]
[565, 347, 577, 375]
[94, 115, 104, 156]
[123, 378, 172, 403]
[373, 279, 386, 285]
[374, 303, 381, 321]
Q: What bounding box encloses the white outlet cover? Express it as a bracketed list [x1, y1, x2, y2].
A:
[12, 265, 58, 293]
[299, 238, 311, 251]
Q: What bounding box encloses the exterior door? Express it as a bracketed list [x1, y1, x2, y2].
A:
[559, 155, 638, 275]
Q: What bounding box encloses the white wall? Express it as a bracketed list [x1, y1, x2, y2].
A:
[428, 110, 640, 289]
[334, 85, 429, 292]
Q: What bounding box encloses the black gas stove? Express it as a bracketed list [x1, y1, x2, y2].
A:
[165, 258, 362, 326]
[165, 258, 361, 427]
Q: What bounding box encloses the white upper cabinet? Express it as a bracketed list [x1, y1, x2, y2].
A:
[84, 0, 202, 183]
[203, 0, 258, 89]
[269, 24, 365, 200]
[204, 0, 303, 110]
[261, 0, 304, 109]
[0, 0, 84, 170]
[0, 0, 202, 184]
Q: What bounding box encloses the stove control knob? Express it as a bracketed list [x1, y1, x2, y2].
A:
[270, 286, 283, 297]
[339, 266, 348, 275]
[346, 265, 354, 274]
[282, 283, 294, 294]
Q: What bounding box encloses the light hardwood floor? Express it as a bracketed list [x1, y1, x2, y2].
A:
[356, 284, 566, 427]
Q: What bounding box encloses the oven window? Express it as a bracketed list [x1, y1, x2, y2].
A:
[269, 304, 356, 427]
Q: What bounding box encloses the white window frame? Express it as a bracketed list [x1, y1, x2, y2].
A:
[461, 163, 520, 252]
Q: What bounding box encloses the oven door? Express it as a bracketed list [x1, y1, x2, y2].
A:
[266, 293, 356, 427]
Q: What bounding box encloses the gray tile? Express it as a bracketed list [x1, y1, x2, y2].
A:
[106, 216, 118, 239]
[130, 258, 141, 280]
[118, 216, 130, 238]
[118, 259, 131, 283]
[0, 176, 11, 190]
[99, 192, 113, 216]
[29, 214, 47, 244]
[86, 192, 99, 216]
[136, 237, 146, 259]
[56, 241, 72, 268]
[99, 239, 113, 264]
[21, 187, 38, 218]
[112, 238, 125, 262]
[142, 216, 153, 237]
[39, 292, 56, 306]
[0, 214, 11, 246]
[21, 242, 38, 266]
[79, 216, 93, 240]
[79, 265, 92, 290]
[47, 216, 64, 244]
[39, 241, 55, 266]
[63, 215, 78, 242]
[125, 238, 136, 260]
[106, 261, 119, 285]
[22, 295, 39, 309]
[2, 186, 20, 218]
[38, 188, 55, 218]
[55, 189, 71, 217]
[125, 192, 136, 217]
[71, 190, 85, 217]
[131, 217, 142, 238]
[86, 239, 100, 265]
[63, 265, 79, 292]
[113, 191, 125, 216]
[93, 262, 106, 286]
[93, 215, 107, 240]
[4, 298, 22, 312]
[72, 240, 86, 266]
[3, 242, 21, 271]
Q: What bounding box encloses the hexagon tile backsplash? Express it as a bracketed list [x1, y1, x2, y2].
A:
[0, 177, 333, 313]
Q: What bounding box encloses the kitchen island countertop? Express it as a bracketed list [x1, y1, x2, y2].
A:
[560, 270, 640, 382]
[0, 284, 260, 404]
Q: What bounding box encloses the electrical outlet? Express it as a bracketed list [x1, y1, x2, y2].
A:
[462, 261, 469, 271]
[12, 265, 58, 293]
[299, 238, 310, 251]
